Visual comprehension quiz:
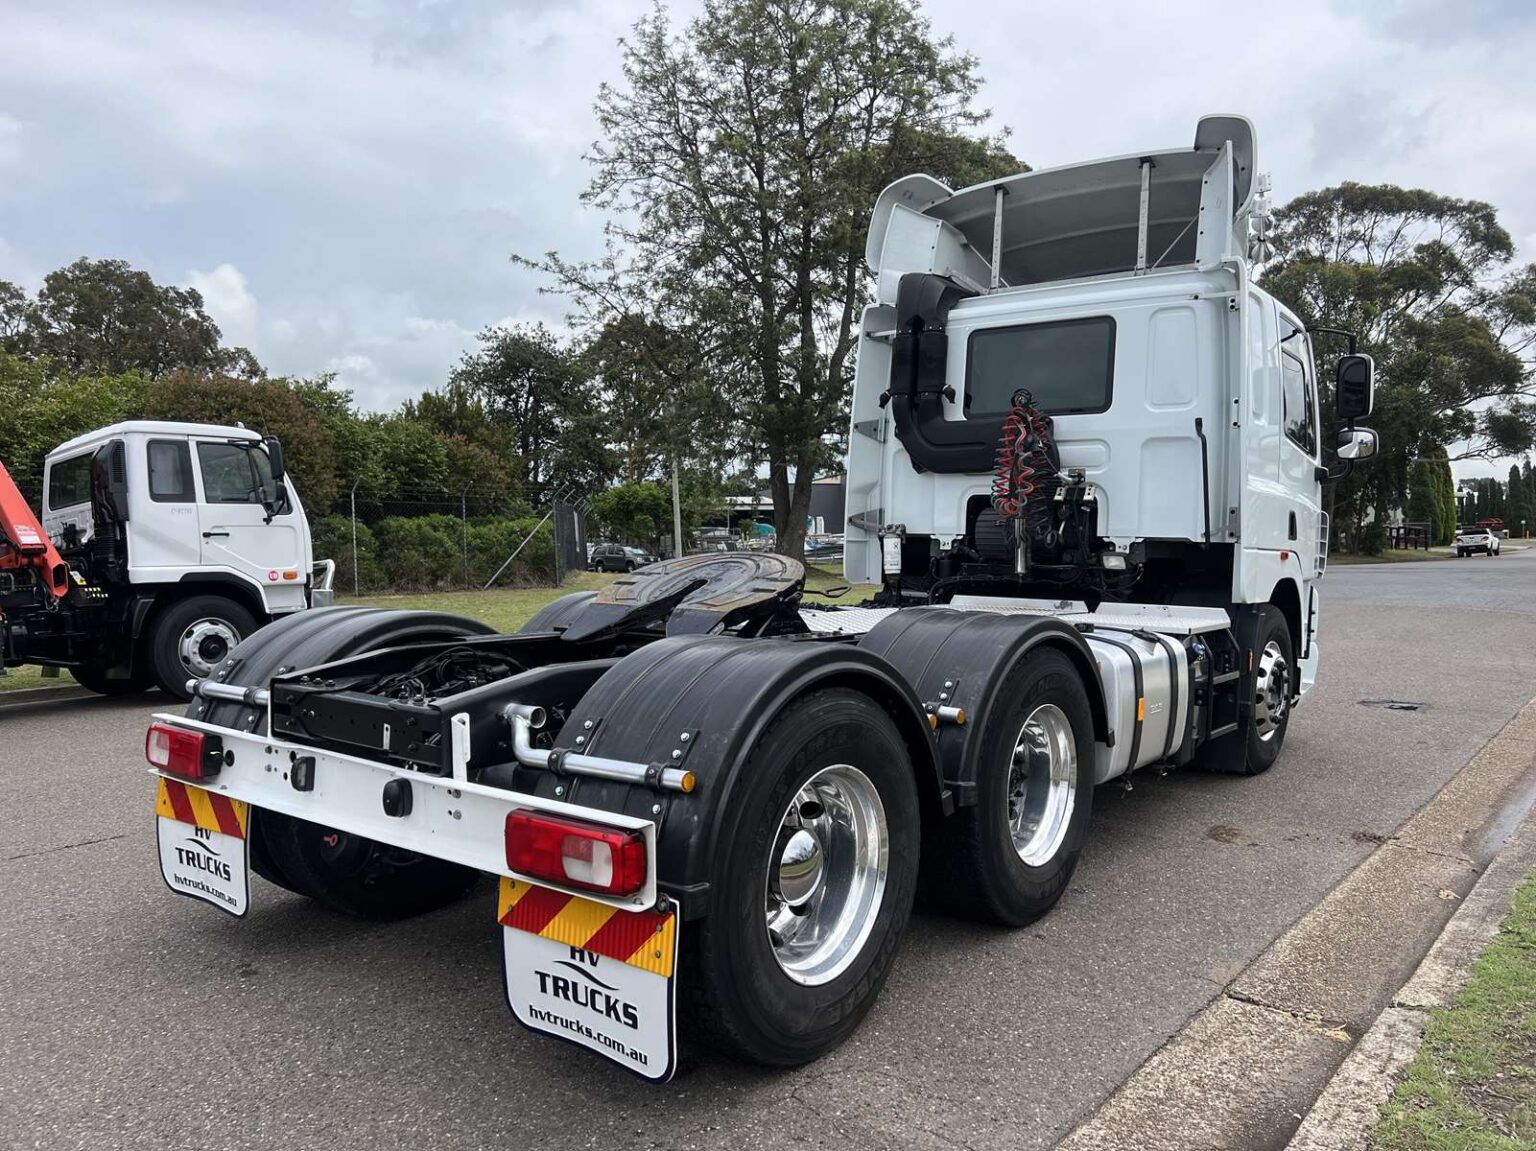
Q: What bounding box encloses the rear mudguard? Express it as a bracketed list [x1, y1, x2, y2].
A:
[513, 634, 945, 920]
[857, 608, 1109, 809]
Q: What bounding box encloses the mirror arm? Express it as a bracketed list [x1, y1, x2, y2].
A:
[1311, 326, 1359, 355]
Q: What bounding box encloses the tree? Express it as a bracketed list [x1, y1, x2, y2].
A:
[142, 371, 341, 509]
[527, 0, 1019, 560]
[587, 481, 674, 549]
[23, 258, 233, 378]
[1262, 183, 1536, 545]
[0, 351, 147, 501]
[447, 324, 582, 493]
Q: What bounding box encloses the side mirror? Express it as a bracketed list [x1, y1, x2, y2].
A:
[1336, 354, 1375, 421]
[264, 437, 286, 481]
[1336, 426, 1379, 461]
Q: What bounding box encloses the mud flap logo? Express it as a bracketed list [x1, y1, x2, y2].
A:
[504, 926, 676, 1081]
[156, 794, 250, 918]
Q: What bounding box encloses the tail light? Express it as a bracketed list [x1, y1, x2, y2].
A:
[505, 810, 647, 897]
[146, 723, 221, 781]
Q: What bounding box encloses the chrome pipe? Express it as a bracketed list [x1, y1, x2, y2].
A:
[188, 679, 270, 708]
[504, 703, 695, 793]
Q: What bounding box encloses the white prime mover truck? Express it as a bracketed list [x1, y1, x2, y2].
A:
[1, 421, 333, 699]
[142, 115, 1376, 1081]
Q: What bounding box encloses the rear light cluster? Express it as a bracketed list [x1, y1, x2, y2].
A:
[505, 810, 647, 897]
[145, 723, 221, 781]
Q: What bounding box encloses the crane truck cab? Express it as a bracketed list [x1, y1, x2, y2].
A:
[2, 421, 333, 698]
[137, 115, 1378, 1082]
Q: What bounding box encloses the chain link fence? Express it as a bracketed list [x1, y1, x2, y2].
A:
[313, 484, 588, 595]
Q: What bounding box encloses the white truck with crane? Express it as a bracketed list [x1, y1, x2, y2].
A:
[141, 115, 1378, 1081]
[1, 421, 333, 699]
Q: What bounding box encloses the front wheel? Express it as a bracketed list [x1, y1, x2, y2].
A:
[685, 689, 920, 1067]
[1202, 605, 1294, 775]
[923, 649, 1095, 926]
[149, 595, 259, 700]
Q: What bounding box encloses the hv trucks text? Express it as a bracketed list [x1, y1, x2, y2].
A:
[142, 115, 1377, 1080]
[1, 421, 333, 699]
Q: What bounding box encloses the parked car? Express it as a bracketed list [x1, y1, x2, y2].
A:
[590, 543, 654, 572]
[1455, 526, 1501, 557]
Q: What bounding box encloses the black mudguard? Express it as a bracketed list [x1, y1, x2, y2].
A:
[515, 634, 945, 920]
[857, 608, 1109, 809]
[179, 606, 495, 892]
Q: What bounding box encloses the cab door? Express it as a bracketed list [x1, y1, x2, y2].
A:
[194, 438, 302, 594]
[1278, 325, 1323, 571]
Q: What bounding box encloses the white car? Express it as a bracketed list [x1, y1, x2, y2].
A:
[1455, 527, 1501, 557]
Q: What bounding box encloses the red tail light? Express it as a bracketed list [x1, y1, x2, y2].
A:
[505, 810, 647, 897]
[146, 723, 216, 781]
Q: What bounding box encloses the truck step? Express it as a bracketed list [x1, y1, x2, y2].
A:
[1207, 721, 1239, 739]
[1211, 671, 1241, 686]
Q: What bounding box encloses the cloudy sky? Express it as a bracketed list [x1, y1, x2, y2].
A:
[2, 0, 1532, 477]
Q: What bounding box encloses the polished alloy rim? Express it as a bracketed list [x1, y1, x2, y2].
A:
[1008, 703, 1077, 867]
[179, 618, 241, 678]
[764, 764, 889, 986]
[1254, 639, 1290, 742]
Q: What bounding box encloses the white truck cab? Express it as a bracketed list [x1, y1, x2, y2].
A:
[9, 421, 334, 697]
[845, 114, 1377, 707]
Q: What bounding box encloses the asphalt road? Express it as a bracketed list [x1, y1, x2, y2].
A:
[4, 550, 1535, 1151]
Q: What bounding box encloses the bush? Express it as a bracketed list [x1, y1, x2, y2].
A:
[372, 515, 463, 589]
[469, 518, 556, 586]
[310, 514, 385, 591]
[1357, 519, 1387, 556]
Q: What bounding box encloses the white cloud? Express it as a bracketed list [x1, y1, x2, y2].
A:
[186, 263, 259, 347]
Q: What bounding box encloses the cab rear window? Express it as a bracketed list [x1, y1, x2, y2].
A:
[964, 317, 1115, 416]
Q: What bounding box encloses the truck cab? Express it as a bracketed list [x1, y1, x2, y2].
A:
[3, 421, 333, 697]
[844, 114, 1376, 701]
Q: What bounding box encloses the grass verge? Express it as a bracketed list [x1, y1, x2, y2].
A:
[1330, 548, 1455, 565]
[1370, 870, 1536, 1149]
[0, 665, 56, 692]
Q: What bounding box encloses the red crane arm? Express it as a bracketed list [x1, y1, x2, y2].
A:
[0, 457, 69, 600]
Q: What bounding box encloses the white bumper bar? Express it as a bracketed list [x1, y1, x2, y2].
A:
[150, 713, 660, 912]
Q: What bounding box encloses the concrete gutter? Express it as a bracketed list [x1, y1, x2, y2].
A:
[0, 684, 94, 709]
[1056, 697, 1536, 1151]
[1286, 807, 1536, 1150]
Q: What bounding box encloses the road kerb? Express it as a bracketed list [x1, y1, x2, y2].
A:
[1285, 807, 1536, 1150]
[1057, 697, 1536, 1151]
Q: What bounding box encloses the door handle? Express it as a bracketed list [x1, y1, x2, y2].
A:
[1287, 512, 1298, 541]
[202, 530, 230, 539]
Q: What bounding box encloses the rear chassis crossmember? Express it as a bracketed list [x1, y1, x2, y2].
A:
[149, 714, 660, 912]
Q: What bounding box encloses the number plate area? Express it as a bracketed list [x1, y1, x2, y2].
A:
[499, 877, 678, 1081]
[155, 777, 250, 917]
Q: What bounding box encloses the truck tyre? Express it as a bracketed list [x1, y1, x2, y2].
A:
[1202, 605, 1293, 776]
[70, 662, 154, 696]
[922, 648, 1095, 926]
[256, 811, 479, 920]
[684, 688, 920, 1067]
[150, 594, 259, 700]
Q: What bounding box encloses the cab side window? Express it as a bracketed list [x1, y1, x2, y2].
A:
[46, 452, 94, 509]
[1281, 353, 1317, 456]
[147, 440, 195, 503]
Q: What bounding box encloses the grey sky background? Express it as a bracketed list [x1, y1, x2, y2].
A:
[1, 0, 1532, 480]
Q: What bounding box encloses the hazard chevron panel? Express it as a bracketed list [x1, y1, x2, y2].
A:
[498, 877, 676, 977]
[156, 778, 249, 839]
